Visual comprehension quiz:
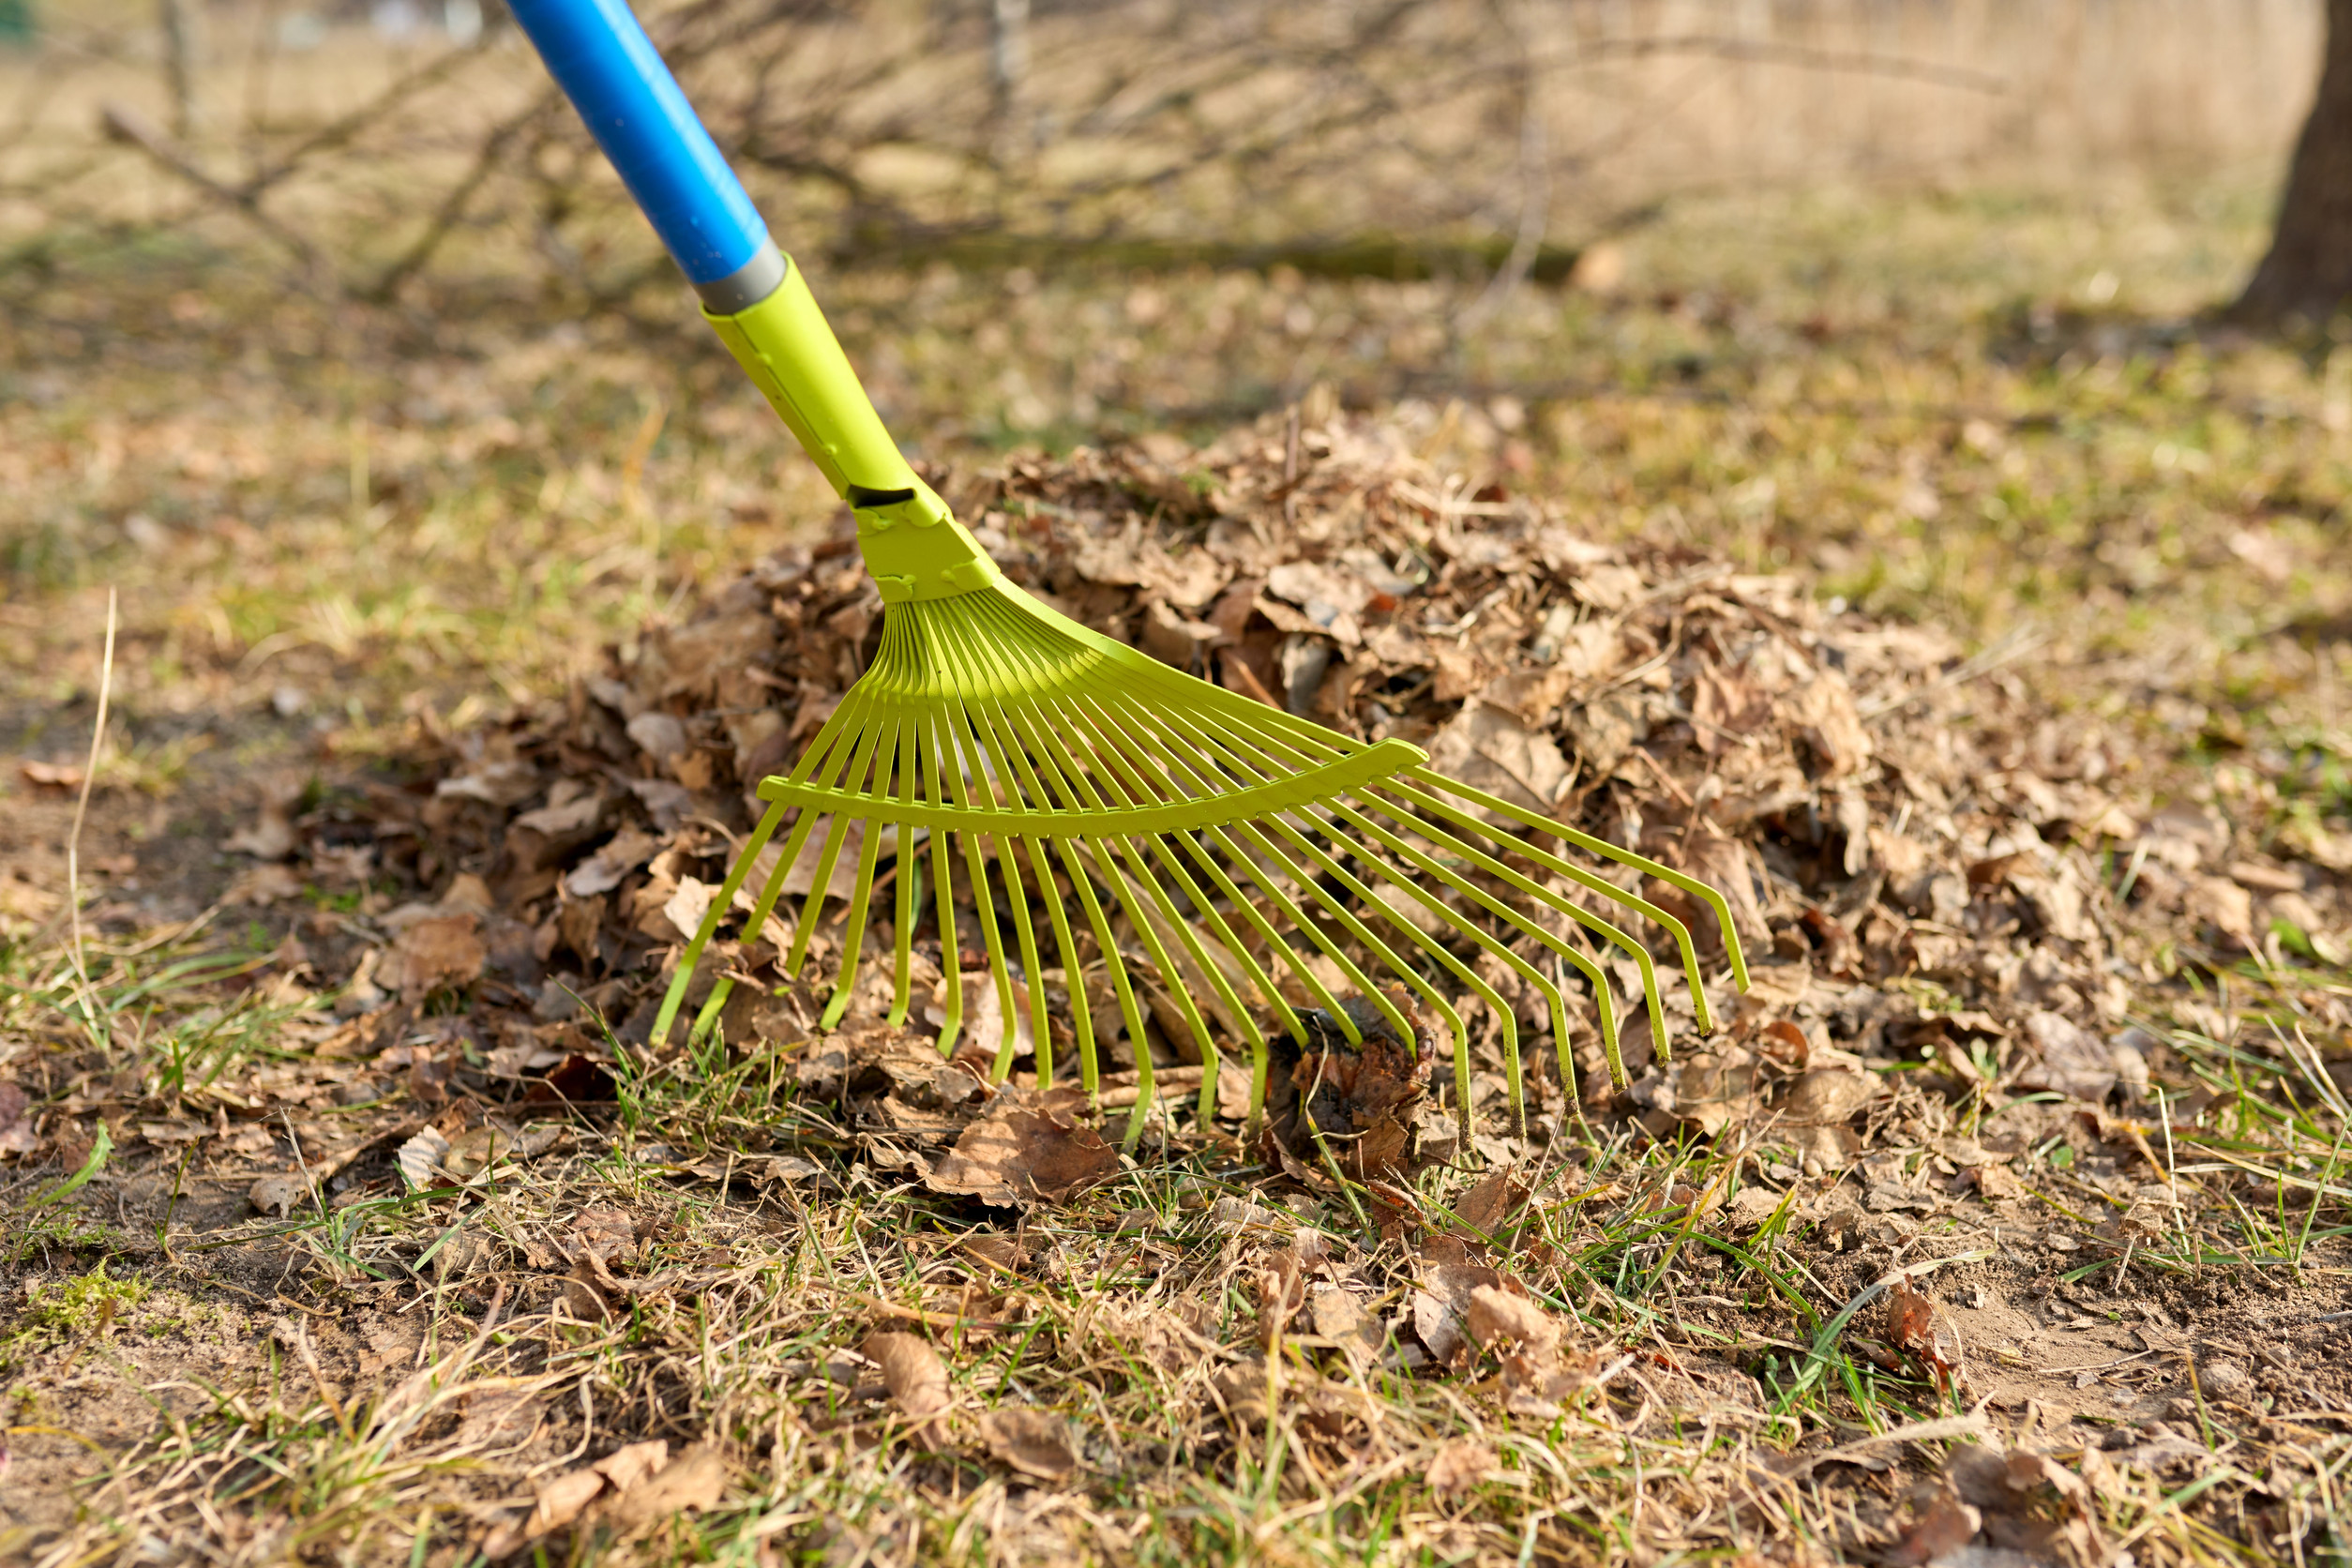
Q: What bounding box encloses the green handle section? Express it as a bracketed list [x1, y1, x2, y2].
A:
[704, 257, 1000, 603]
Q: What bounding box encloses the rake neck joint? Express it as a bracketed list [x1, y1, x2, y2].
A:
[703, 253, 1000, 603]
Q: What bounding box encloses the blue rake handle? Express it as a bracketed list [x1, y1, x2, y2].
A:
[505, 0, 784, 310]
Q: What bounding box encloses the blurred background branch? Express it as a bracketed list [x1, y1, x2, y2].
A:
[0, 0, 2319, 309]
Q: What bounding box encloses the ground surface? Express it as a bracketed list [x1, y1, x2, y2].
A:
[3, 175, 2352, 1567]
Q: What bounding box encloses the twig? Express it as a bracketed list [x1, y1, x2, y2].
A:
[1459, 0, 1549, 329]
[1860, 624, 2047, 722]
[1546, 33, 2011, 96]
[1096, 1064, 1207, 1109]
[64, 587, 117, 1043]
[98, 102, 330, 285]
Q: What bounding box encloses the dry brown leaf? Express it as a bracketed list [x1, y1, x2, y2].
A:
[454, 1388, 540, 1450]
[977, 1407, 1080, 1481]
[1887, 1278, 1966, 1382]
[2015, 1011, 2120, 1104]
[248, 1173, 307, 1216]
[925, 1087, 1119, 1207]
[1889, 1488, 1981, 1567]
[482, 1468, 604, 1559]
[1886, 1278, 1937, 1353]
[0, 1082, 34, 1156]
[1426, 1437, 1495, 1497]
[591, 1439, 668, 1493]
[1269, 988, 1434, 1180]
[597, 1444, 726, 1533]
[863, 1332, 952, 1426]
[1427, 701, 1571, 814]
[1452, 1165, 1530, 1236]
[1463, 1285, 1560, 1356]
[1411, 1256, 1502, 1368]
[1782, 1067, 1878, 1124]
[225, 799, 296, 861]
[564, 828, 662, 897]
[1780, 673, 1872, 777]
[374, 913, 486, 1003]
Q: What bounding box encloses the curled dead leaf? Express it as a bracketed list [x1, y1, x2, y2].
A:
[862, 1332, 951, 1426]
[248, 1172, 308, 1216]
[481, 1467, 604, 1559]
[924, 1087, 1119, 1207]
[374, 913, 486, 1003]
[977, 1407, 1079, 1481]
[1426, 1437, 1495, 1498]
[597, 1443, 726, 1534]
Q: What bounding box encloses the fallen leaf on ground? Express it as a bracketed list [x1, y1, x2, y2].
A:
[482, 1467, 604, 1558]
[978, 1407, 1080, 1480]
[1782, 1066, 1877, 1123]
[1887, 1277, 1974, 1384]
[597, 1444, 726, 1533]
[863, 1332, 951, 1425]
[374, 913, 486, 1002]
[18, 760, 83, 790]
[1460, 1286, 1552, 1353]
[592, 1439, 668, 1492]
[1426, 1438, 1495, 1497]
[925, 1087, 1119, 1206]
[2016, 1011, 2119, 1104]
[395, 1126, 452, 1190]
[248, 1173, 308, 1216]
[1889, 1488, 1981, 1567]
[455, 1388, 540, 1449]
[1411, 1255, 1502, 1368]
[225, 798, 296, 860]
[0, 1082, 35, 1155]
[1452, 1165, 1531, 1236]
[1267, 988, 1433, 1180]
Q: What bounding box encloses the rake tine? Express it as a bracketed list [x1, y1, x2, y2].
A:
[788, 717, 888, 974]
[1326, 797, 1596, 1108]
[1147, 704, 1545, 1129]
[1410, 771, 1754, 1015]
[656, 688, 870, 1048]
[887, 716, 921, 1028]
[1222, 811, 1470, 1122]
[999, 698, 1230, 1123]
[1018, 690, 1279, 1129]
[932, 693, 1024, 1069]
[920, 711, 965, 1055]
[1393, 774, 1726, 1057]
[950, 630, 1219, 1114]
[1350, 787, 1651, 1087]
[1259, 808, 1520, 1143]
[820, 715, 900, 1031]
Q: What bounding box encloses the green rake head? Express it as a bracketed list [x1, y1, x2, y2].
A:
[654, 555, 1754, 1152]
[504, 0, 1753, 1152]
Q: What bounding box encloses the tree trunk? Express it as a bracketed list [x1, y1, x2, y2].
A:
[2238, 0, 2352, 323]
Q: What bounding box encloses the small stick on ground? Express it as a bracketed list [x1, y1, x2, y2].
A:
[64, 586, 118, 1042]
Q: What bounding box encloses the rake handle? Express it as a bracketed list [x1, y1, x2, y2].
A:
[510, 0, 1001, 602]
[505, 0, 778, 307]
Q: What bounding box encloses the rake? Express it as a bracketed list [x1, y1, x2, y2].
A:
[511, 0, 1751, 1150]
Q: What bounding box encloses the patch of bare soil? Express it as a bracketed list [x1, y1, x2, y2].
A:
[4, 412, 2345, 1566]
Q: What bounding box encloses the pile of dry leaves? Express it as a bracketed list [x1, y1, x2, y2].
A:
[222, 405, 2344, 1194]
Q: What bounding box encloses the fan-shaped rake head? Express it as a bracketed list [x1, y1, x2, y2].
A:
[654, 576, 1752, 1150]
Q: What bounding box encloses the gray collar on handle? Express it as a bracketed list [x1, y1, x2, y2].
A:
[695, 236, 788, 314]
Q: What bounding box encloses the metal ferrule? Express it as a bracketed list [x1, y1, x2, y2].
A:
[693, 236, 788, 314]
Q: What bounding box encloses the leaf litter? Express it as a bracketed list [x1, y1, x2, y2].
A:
[8, 407, 2349, 1566]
